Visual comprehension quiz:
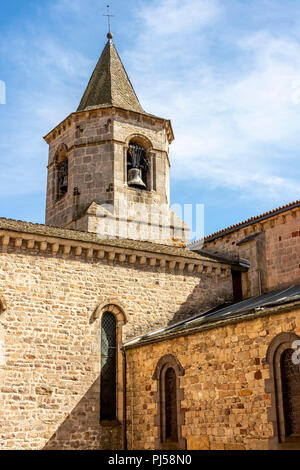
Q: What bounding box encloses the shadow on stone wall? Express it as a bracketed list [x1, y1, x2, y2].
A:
[168, 273, 233, 325]
[43, 376, 122, 450]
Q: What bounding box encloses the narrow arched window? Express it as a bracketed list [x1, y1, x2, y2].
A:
[153, 354, 186, 450]
[280, 348, 300, 439]
[100, 312, 117, 421]
[265, 332, 300, 449]
[55, 144, 68, 201]
[165, 367, 178, 442]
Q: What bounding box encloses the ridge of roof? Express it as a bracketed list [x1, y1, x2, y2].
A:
[189, 199, 300, 247]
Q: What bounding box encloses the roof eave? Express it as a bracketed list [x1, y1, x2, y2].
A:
[43, 107, 175, 145]
[124, 297, 300, 350]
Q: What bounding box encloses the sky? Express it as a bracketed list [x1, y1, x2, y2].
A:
[1, 0, 300, 238]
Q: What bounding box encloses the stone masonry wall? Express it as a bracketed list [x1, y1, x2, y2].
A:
[45, 108, 173, 235]
[204, 207, 300, 297]
[125, 308, 300, 450]
[46, 112, 115, 228]
[0, 245, 232, 449]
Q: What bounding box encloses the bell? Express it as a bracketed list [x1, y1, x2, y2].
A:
[60, 176, 68, 193]
[127, 168, 146, 189]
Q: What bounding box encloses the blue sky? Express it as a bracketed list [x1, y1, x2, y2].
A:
[2, 0, 300, 238]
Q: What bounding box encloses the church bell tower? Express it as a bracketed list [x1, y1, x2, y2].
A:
[44, 32, 190, 245]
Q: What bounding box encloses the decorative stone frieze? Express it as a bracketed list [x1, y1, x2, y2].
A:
[0, 229, 229, 276]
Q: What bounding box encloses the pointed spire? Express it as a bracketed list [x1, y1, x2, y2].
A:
[77, 37, 144, 114]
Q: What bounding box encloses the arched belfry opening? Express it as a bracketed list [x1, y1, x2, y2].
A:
[54, 144, 68, 201]
[126, 137, 150, 190]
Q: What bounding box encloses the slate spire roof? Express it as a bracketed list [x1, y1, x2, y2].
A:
[77, 36, 144, 113]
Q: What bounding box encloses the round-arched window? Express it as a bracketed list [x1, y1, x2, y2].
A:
[280, 348, 300, 438]
[127, 140, 149, 190]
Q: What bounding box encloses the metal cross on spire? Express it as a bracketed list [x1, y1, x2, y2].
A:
[103, 4, 115, 37]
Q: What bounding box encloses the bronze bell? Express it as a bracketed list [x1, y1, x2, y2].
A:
[60, 176, 68, 193]
[127, 168, 146, 189]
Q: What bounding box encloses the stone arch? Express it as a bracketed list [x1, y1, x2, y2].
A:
[124, 134, 154, 191]
[265, 332, 299, 364]
[54, 143, 68, 163]
[265, 331, 300, 448]
[153, 354, 186, 450]
[153, 354, 185, 380]
[93, 300, 128, 325]
[125, 133, 153, 151]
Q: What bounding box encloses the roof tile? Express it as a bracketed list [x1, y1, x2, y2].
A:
[189, 199, 300, 246]
[0, 217, 217, 262]
[77, 39, 143, 114]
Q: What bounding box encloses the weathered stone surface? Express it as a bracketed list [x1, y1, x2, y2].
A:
[0, 241, 232, 450]
[125, 308, 300, 451]
[203, 206, 300, 296]
[187, 435, 209, 450]
[44, 103, 187, 245]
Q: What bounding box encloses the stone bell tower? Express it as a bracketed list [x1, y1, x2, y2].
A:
[44, 33, 190, 245]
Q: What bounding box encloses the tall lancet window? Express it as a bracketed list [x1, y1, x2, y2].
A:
[100, 312, 117, 421]
[165, 367, 178, 442]
[153, 354, 186, 450]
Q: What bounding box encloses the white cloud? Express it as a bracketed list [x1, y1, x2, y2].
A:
[0, 29, 91, 197]
[125, 1, 300, 202]
[2, 0, 300, 207]
[136, 0, 222, 36]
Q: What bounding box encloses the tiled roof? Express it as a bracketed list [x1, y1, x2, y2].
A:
[189, 199, 300, 247]
[77, 38, 144, 114]
[0, 217, 216, 262]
